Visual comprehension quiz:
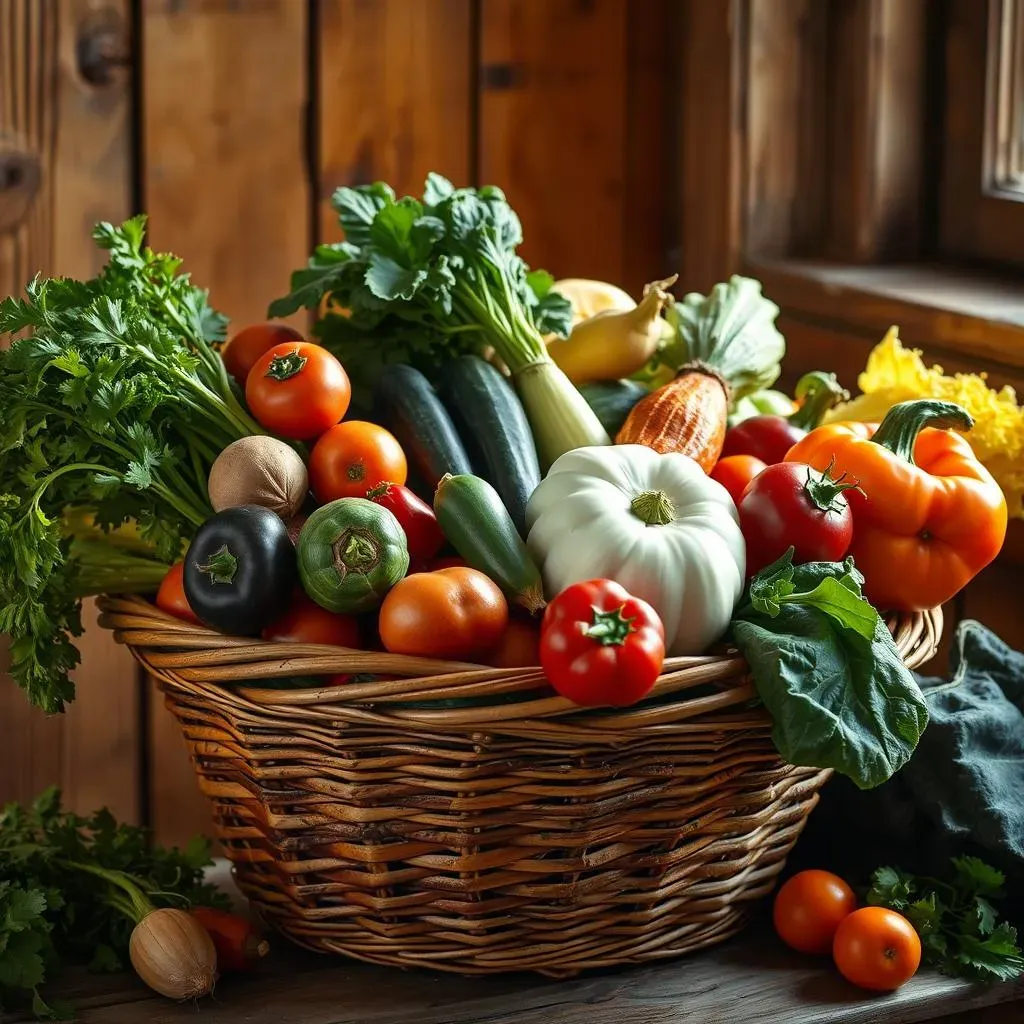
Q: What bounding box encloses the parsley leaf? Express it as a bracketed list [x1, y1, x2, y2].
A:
[867, 858, 1023, 982]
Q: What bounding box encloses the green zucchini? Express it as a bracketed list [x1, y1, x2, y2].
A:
[375, 366, 474, 488]
[578, 379, 648, 437]
[433, 474, 545, 615]
[437, 355, 540, 537]
[297, 498, 409, 613]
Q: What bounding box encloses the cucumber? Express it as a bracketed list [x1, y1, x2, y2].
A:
[437, 356, 540, 537]
[578, 379, 648, 437]
[374, 366, 474, 487]
[297, 497, 409, 613]
[433, 474, 545, 615]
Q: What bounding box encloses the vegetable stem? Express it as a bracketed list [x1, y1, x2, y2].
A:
[871, 400, 975, 465]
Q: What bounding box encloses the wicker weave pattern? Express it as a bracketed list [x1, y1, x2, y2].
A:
[98, 596, 941, 976]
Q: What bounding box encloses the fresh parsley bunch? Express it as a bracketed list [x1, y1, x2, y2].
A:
[868, 857, 1024, 981]
[0, 217, 262, 712]
[0, 788, 227, 1019]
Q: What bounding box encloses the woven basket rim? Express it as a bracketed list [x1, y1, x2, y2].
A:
[96, 593, 943, 719]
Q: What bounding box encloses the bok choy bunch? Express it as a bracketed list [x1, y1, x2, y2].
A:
[269, 173, 611, 468]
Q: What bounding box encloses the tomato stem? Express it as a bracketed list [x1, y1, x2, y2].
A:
[196, 544, 238, 585]
[630, 489, 676, 526]
[870, 399, 974, 465]
[264, 348, 308, 380]
[582, 605, 636, 646]
[803, 459, 863, 513]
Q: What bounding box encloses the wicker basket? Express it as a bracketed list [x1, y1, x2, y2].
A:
[98, 595, 941, 977]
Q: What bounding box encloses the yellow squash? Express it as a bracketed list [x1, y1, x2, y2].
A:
[548, 275, 677, 385]
[553, 278, 637, 325]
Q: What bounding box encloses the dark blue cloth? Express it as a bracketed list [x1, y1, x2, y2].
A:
[790, 620, 1024, 915]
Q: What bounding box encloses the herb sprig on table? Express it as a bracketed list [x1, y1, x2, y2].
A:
[868, 857, 1024, 981]
[0, 788, 227, 1020]
[0, 216, 261, 712]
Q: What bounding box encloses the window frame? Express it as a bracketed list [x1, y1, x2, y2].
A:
[940, 0, 1024, 268]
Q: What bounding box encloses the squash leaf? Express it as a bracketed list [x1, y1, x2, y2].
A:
[731, 550, 929, 789]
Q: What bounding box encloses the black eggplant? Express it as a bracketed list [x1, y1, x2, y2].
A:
[183, 505, 296, 635]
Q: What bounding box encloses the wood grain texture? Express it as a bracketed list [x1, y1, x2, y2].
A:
[479, 0, 630, 285]
[3, 923, 1021, 1024]
[0, 0, 138, 824]
[677, 0, 744, 293]
[316, 0, 472, 244]
[141, 0, 310, 844]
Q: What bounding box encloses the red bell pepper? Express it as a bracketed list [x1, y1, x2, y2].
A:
[540, 579, 665, 707]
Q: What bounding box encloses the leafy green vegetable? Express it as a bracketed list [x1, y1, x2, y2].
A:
[0, 788, 227, 1019]
[269, 174, 578, 412]
[867, 858, 1024, 981]
[657, 275, 786, 399]
[730, 550, 929, 789]
[0, 216, 262, 712]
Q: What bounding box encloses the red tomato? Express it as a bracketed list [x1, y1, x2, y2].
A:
[309, 421, 408, 502]
[222, 322, 304, 387]
[262, 592, 361, 647]
[833, 907, 922, 991]
[710, 455, 768, 506]
[540, 579, 665, 707]
[484, 618, 541, 668]
[245, 342, 351, 440]
[155, 562, 202, 625]
[773, 870, 857, 955]
[429, 555, 468, 571]
[722, 415, 808, 465]
[366, 481, 443, 561]
[738, 461, 856, 576]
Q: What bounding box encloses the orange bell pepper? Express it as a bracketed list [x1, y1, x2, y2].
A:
[785, 399, 1007, 611]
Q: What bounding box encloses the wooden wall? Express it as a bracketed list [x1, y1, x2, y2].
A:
[1, 0, 1020, 847]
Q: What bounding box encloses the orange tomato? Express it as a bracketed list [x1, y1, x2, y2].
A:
[262, 592, 361, 648]
[155, 563, 202, 625]
[222, 322, 304, 387]
[378, 568, 508, 660]
[773, 870, 857, 955]
[309, 421, 408, 502]
[710, 455, 768, 507]
[832, 906, 922, 991]
[484, 618, 541, 668]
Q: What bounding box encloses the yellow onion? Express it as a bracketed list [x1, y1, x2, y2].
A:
[129, 907, 218, 1001]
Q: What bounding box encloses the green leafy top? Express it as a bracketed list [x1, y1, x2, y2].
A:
[269, 174, 571, 403]
[0, 217, 260, 712]
[731, 550, 929, 789]
[867, 858, 1024, 982]
[0, 788, 228, 1019]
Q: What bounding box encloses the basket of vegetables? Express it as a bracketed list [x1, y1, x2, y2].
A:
[0, 177, 1006, 977]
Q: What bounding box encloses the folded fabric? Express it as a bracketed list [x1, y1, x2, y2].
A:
[790, 620, 1024, 913]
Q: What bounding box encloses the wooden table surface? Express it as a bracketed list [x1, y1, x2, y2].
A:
[6, 925, 1022, 1024]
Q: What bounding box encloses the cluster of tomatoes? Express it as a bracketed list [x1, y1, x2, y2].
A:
[774, 870, 921, 992]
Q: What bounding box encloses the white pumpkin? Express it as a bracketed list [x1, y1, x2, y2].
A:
[525, 444, 745, 655]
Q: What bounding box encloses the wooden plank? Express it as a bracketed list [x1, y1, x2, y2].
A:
[677, 0, 744, 293]
[479, 0, 629, 285]
[141, 0, 310, 844]
[316, 0, 472, 245]
[745, 0, 828, 259]
[10, 925, 1023, 1024]
[824, 0, 929, 261]
[0, 0, 139, 823]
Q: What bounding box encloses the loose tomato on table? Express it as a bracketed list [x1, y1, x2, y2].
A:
[710, 455, 767, 506]
[773, 870, 857, 956]
[786, 399, 1008, 610]
[245, 342, 351, 440]
[366, 481, 443, 561]
[155, 563, 202, 625]
[262, 592, 361, 648]
[832, 906, 922, 991]
[222, 322, 304, 388]
[378, 567, 508, 660]
[738, 461, 858, 577]
[309, 421, 408, 502]
[540, 579, 665, 707]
